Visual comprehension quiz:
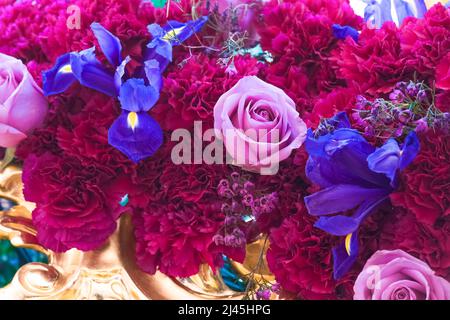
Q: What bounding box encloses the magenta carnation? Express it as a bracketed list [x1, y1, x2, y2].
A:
[133, 202, 244, 277]
[333, 22, 409, 96]
[22, 153, 128, 252]
[401, 4, 450, 80]
[390, 131, 450, 227]
[267, 207, 355, 300]
[378, 207, 450, 281]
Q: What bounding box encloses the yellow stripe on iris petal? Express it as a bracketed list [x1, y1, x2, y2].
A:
[162, 26, 185, 41]
[127, 112, 139, 131]
[59, 64, 72, 73]
[345, 233, 352, 256]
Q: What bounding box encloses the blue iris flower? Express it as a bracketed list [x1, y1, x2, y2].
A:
[108, 78, 163, 162]
[143, 16, 208, 73]
[304, 112, 419, 279]
[43, 17, 208, 163]
[363, 0, 427, 28]
[43, 23, 125, 97]
[332, 24, 359, 42]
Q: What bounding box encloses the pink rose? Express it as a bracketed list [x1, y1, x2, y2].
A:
[214, 76, 307, 174]
[0, 53, 47, 148]
[354, 250, 450, 300]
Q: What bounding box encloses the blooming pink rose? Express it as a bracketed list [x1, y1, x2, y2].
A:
[354, 250, 450, 300]
[214, 76, 307, 174]
[0, 53, 47, 148]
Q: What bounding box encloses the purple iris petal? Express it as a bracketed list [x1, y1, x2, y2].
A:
[114, 56, 131, 90]
[399, 131, 420, 170]
[163, 16, 208, 46]
[314, 195, 388, 236]
[70, 48, 117, 97]
[306, 128, 368, 158]
[332, 24, 359, 42]
[118, 78, 159, 112]
[108, 111, 163, 163]
[367, 131, 419, 185]
[304, 184, 384, 216]
[329, 111, 352, 129]
[305, 157, 334, 188]
[316, 215, 360, 237]
[144, 59, 163, 91]
[305, 113, 420, 278]
[145, 36, 172, 72]
[90, 22, 123, 67]
[162, 20, 185, 35]
[144, 17, 207, 73]
[42, 53, 77, 96]
[306, 129, 388, 188]
[332, 232, 359, 280]
[148, 23, 165, 38]
[367, 138, 401, 184]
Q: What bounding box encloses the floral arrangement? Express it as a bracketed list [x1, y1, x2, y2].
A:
[0, 0, 449, 300]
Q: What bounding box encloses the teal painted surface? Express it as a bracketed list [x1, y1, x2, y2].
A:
[220, 256, 247, 292]
[0, 240, 48, 287]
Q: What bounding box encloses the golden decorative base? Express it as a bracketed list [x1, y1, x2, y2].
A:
[0, 164, 274, 300]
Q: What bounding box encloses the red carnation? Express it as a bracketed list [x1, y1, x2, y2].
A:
[401, 4, 450, 80]
[334, 22, 410, 96]
[390, 130, 450, 227]
[133, 202, 244, 277]
[308, 87, 357, 127]
[159, 163, 223, 203]
[266, 205, 355, 300]
[56, 92, 135, 174]
[22, 153, 128, 252]
[379, 207, 450, 280]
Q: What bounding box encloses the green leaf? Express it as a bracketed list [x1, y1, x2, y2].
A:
[151, 0, 168, 8]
